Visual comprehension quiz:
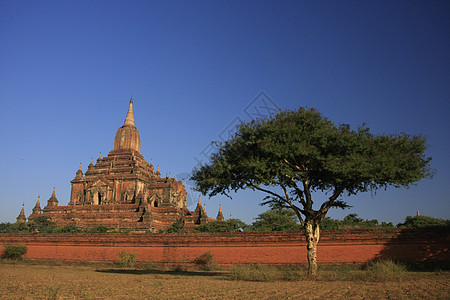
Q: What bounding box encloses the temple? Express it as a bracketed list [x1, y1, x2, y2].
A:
[19, 98, 220, 231]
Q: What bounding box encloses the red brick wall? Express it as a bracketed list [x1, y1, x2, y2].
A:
[0, 228, 448, 266]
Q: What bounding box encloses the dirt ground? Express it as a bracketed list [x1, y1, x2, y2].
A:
[0, 263, 449, 299]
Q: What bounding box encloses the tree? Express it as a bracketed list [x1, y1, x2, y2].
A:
[250, 208, 302, 232]
[165, 218, 185, 233]
[320, 214, 394, 230]
[194, 218, 248, 232]
[29, 216, 56, 233]
[397, 215, 449, 228]
[191, 107, 433, 276]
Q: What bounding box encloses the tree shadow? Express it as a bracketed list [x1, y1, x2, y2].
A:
[370, 227, 450, 270]
[95, 268, 224, 277]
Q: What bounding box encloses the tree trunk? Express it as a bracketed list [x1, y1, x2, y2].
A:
[305, 220, 320, 277]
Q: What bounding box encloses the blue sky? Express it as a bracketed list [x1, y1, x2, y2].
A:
[0, 0, 448, 225]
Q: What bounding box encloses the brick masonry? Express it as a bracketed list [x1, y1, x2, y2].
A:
[0, 228, 448, 266]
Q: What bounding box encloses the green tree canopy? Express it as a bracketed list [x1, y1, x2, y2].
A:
[191, 107, 433, 276]
[194, 218, 248, 233]
[250, 208, 302, 232]
[397, 215, 449, 228]
[320, 214, 394, 230]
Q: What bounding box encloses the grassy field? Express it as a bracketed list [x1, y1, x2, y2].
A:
[0, 261, 449, 299]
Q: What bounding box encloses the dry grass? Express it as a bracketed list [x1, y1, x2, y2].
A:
[0, 262, 449, 299]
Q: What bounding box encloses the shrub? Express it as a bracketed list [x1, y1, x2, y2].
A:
[228, 264, 279, 281]
[2, 244, 27, 260]
[193, 252, 220, 271]
[0, 222, 26, 233]
[117, 251, 138, 268]
[280, 264, 303, 281]
[53, 225, 82, 233]
[229, 264, 303, 281]
[86, 224, 109, 233]
[29, 216, 56, 233]
[365, 259, 408, 282]
[166, 218, 185, 233]
[95, 224, 109, 233]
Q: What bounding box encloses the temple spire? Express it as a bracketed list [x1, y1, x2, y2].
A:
[16, 203, 26, 222]
[76, 163, 83, 177]
[47, 187, 59, 207]
[216, 204, 224, 221]
[31, 195, 43, 216]
[124, 97, 135, 127]
[114, 98, 141, 152]
[35, 196, 41, 208]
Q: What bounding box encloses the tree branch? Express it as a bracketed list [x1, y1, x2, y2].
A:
[283, 174, 306, 207]
[247, 182, 285, 202]
[282, 159, 308, 207]
[249, 181, 306, 225]
[302, 179, 313, 212]
[318, 186, 346, 219]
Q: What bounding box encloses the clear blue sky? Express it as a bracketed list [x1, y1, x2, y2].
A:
[1, 0, 448, 225]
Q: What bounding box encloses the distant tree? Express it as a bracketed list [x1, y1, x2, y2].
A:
[320, 214, 394, 230]
[342, 213, 364, 224]
[85, 224, 109, 233]
[29, 216, 56, 233]
[250, 208, 302, 232]
[195, 218, 248, 232]
[166, 218, 185, 233]
[53, 225, 82, 233]
[320, 217, 341, 230]
[0, 222, 29, 233]
[191, 107, 433, 276]
[0, 223, 12, 233]
[397, 215, 449, 228]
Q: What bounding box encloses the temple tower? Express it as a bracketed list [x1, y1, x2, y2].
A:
[16, 204, 26, 222]
[216, 204, 224, 222]
[46, 188, 59, 207]
[19, 97, 220, 231]
[28, 196, 44, 221]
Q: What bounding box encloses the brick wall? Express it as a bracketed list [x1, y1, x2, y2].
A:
[0, 228, 448, 266]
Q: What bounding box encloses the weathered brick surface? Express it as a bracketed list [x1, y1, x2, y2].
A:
[0, 228, 448, 265]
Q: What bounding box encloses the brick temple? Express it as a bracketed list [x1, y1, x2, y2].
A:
[17, 98, 225, 231]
